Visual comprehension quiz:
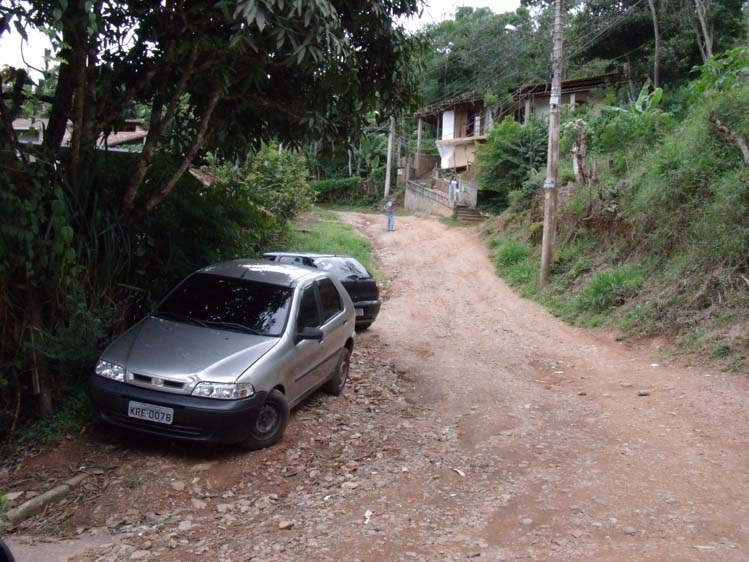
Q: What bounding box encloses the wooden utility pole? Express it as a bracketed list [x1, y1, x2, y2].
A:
[540, 0, 563, 286]
[384, 115, 395, 198]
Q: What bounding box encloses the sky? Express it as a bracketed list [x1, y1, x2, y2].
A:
[402, 0, 521, 31]
[0, 0, 522, 74]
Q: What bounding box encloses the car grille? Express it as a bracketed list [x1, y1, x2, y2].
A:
[132, 373, 186, 390]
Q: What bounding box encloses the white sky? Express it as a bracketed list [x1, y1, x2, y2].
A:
[402, 0, 520, 31]
[0, 0, 521, 75]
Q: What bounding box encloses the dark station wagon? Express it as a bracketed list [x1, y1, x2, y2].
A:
[264, 252, 381, 330]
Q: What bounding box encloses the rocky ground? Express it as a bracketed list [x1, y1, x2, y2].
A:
[4, 212, 749, 562]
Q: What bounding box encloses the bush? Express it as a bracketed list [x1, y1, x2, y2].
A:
[0, 145, 312, 444]
[576, 265, 645, 312]
[477, 117, 548, 210]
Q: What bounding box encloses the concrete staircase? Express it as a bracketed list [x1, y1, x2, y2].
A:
[453, 204, 483, 225]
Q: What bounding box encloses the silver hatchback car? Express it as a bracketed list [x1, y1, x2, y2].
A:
[90, 260, 355, 449]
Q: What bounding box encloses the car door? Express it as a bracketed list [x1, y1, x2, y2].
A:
[316, 277, 348, 382]
[288, 282, 325, 403]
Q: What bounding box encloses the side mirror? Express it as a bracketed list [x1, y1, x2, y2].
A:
[296, 327, 323, 343]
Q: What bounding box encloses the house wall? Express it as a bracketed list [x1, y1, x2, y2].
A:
[437, 141, 478, 169]
[529, 91, 594, 118]
[441, 110, 455, 140]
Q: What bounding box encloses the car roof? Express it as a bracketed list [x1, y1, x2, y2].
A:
[264, 251, 338, 259]
[198, 259, 321, 287]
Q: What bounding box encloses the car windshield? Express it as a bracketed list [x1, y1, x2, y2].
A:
[155, 273, 292, 337]
[313, 257, 370, 280]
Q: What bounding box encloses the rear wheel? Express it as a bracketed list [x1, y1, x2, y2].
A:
[239, 389, 289, 450]
[323, 348, 350, 396]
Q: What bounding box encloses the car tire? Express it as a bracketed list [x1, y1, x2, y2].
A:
[355, 322, 373, 332]
[240, 389, 289, 450]
[323, 348, 350, 396]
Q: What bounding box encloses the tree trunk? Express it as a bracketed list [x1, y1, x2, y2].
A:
[28, 290, 53, 417]
[709, 112, 749, 166]
[571, 128, 588, 185]
[693, 0, 714, 61]
[45, 1, 84, 154]
[648, 0, 660, 88]
[122, 43, 198, 212]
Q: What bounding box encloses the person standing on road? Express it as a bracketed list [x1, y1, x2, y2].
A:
[384, 197, 396, 231]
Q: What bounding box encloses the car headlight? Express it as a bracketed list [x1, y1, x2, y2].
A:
[192, 382, 255, 400]
[95, 360, 125, 382]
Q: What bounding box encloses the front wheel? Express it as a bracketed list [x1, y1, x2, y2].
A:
[239, 389, 289, 450]
[323, 348, 350, 396]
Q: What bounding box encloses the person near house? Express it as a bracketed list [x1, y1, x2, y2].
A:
[448, 176, 457, 203]
[452, 176, 461, 203]
[384, 197, 396, 231]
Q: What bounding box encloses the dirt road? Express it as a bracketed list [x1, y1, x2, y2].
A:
[5, 212, 749, 562]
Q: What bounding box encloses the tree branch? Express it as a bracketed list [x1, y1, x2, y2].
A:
[142, 88, 221, 214]
[122, 42, 198, 212]
[709, 112, 749, 167]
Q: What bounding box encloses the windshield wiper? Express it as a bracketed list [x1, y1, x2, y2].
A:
[153, 311, 207, 328]
[204, 320, 264, 336]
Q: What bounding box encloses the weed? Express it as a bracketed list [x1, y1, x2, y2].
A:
[440, 216, 469, 228]
[15, 388, 92, 449]
[124, 477, 142, 490]
[496, 241, 532, 268]
[577, 265, 645, 312]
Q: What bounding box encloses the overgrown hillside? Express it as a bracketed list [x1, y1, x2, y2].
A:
[482, 50, 749, 371]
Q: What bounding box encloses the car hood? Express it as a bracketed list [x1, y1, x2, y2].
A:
[103, 316, 278, 384]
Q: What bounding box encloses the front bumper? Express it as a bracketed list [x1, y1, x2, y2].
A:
[353, 299, 381, 325]
[89, 375, 267, 444]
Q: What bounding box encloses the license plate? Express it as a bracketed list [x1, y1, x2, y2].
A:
[355, 308, 364, 317]
[128, 401, 174, 425]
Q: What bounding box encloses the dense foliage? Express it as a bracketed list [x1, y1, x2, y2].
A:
[485, 48, 749, 370]
[0, 0, 424, 440]
[476, 117, 548, 208]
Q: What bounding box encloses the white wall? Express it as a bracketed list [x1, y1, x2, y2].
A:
[441, 110, 455, 140]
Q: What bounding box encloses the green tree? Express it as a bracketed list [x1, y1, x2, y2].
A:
[477, 117, 548, 209]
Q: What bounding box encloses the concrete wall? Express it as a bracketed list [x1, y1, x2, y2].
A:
[414, 153, 439, 178]
[405, 181, 452, 217]
[442, 110, 455, 140]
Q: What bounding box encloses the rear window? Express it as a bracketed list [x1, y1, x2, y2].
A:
[156, 273, 292, 336]
[318, 278, 342, 322]
[313, 257, 370, 280]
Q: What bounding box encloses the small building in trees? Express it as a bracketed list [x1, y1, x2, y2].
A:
[511, 73, 621, 123]
[414, 93, 493, 172]
[12, 118, 148, 151]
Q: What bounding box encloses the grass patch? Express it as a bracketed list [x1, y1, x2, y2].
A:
[1, 387, 92, 461]
[576, 265, 645, 312]
[320, 203, 414, 216]
[278, 206, 379, 278]
[439, 216, 469, 228]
